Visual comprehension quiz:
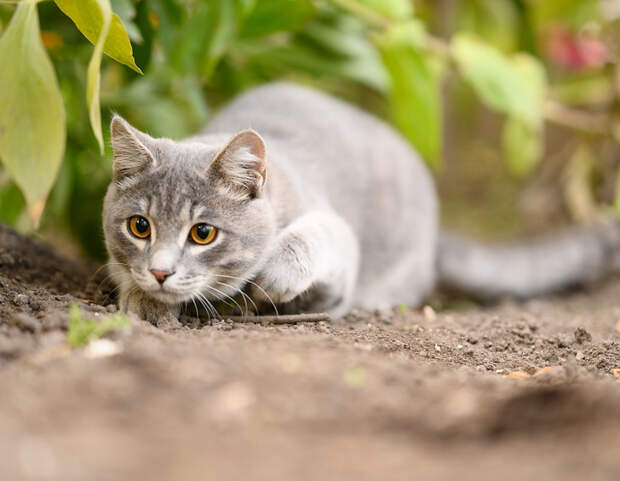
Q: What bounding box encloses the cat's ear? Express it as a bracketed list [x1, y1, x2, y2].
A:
[209, 129, 267, 199]
[110, 115, 155, 183]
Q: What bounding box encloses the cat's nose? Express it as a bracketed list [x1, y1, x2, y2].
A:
[150, 269, 174, 284]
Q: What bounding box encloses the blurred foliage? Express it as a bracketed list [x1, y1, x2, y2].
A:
[0, 0, 618, 258]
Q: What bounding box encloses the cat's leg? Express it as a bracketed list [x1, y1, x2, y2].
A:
[114, 281, 179, 326]
[109, 263, 180, 323]
[120, 288, 179, 324]
[251, 210, 359, 317]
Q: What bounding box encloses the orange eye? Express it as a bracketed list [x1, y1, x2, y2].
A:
[190, 223, 217, 245]
[128, 215, 151, 239]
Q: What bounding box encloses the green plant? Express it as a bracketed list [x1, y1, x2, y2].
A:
[67, 303, 130, 348]
[0, 0, 617, 255]
[0, 0, 139, 225]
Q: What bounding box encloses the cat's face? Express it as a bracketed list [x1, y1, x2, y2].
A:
[103, 116, 276, 306]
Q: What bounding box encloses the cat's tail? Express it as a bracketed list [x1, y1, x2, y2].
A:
[436, 220, 620, 301]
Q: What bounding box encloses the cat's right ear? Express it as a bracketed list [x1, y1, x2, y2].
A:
[110, 115, 155, 184]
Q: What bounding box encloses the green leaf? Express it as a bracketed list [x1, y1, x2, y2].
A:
[511, 53, 546, 127]
[67, 303, 130, 348]
[502, 117, 543, 178]
[201, 0, 237, 78]
[0, 3, 66, 225]
[54, 0, 142, 74]
[377, 22, 443, 168]
[451, 34, 546, 127]
[457, 0, 519, 53]
[531, 0, 600, 30]
[241, 0, 316, 38]
[86, 0, 112, 153]
[357, 0, 413, 21]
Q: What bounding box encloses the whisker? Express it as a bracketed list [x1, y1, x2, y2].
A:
[195, 292, 221, 321]
[214, 274, 278, 316]
[192, 290, 211, 323]
[214, 280, 257, 315]
[203, 284, 245, 315]
[190, 297, 200, 324]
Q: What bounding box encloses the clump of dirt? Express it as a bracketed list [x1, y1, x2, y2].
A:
[0, 223, 619, 481]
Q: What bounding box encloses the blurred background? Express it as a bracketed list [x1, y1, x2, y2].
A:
[0, 0, 618, 260]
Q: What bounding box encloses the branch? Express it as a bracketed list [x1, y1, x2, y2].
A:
[543, 100, 612, 135]
[223, 312, 331, 325]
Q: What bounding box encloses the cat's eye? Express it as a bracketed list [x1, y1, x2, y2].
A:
[128, 215, 151, 239]
[189, 223, 217, 245]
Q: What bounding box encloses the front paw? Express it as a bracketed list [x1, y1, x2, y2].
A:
[251, 261, 314, 305]
[122, 289, 181, 326]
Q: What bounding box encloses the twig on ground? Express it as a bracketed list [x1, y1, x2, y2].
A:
[224, 313, 331, 324]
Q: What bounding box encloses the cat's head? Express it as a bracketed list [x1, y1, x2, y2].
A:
[102, 115, 276, 306]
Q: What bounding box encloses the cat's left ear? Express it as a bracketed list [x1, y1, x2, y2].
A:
[209, 129, 267, 199]
[110, 115, 156, 184]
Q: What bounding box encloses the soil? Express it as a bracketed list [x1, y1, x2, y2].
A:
[0, 223, 619, 481]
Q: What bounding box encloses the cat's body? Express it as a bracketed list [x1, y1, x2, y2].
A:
[103, 83, 620, 321]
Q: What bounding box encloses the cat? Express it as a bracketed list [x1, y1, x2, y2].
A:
[103, 82, 620, 322]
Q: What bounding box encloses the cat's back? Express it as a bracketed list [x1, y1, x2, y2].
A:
[203, 82, 435, 210]
[204, 83, 439, 308]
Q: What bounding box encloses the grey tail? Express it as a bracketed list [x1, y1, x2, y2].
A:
[437, 221, 620, 301]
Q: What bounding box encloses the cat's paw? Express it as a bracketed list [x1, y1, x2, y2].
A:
[251, 255, 314, 306]
[122, 288, 181, 326]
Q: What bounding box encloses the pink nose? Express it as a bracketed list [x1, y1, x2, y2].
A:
[150, 269, 173, 284]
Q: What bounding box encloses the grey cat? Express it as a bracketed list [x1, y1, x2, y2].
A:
[103, 82, 620, 321]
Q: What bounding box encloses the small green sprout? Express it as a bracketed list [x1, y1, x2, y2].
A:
[67, 303, 130, 348]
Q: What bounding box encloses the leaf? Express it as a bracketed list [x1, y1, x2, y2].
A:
[86, 0, 112, 153]
[502, 117, 543, 178]
[512, 53, 546, 127]
[451, 34, 546, 127]
[201, 0, 237, 78]
[240, 0, 316, 38]
[67, 303, 130, 348]
[457, 0, 519, 53]
[54, 0, 142, 74]
[531, 0, 600, 30]
[357, 0, 413, 21]
[377, 22, 443, 168]
[0, 3, 66, 225]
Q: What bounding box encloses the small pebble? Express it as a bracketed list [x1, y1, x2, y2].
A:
[13, 294, 29, 306]
[84, 339, 123, 359]
[10, 313, 40, 332]
[574, 327, 592, 344]
[612, 369, 620, 377]
[28, 298, 43, 311]
[434, 344, 441, 352]
[106, 304, 118, 313]
[423, 305, 437, 322]
[575, 351, 585, 361]
[0, 251, 15, 266]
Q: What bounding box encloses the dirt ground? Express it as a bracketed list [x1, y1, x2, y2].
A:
[0, 223, 619, 481]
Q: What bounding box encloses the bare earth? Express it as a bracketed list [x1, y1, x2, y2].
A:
[0, 223, 619, 481]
